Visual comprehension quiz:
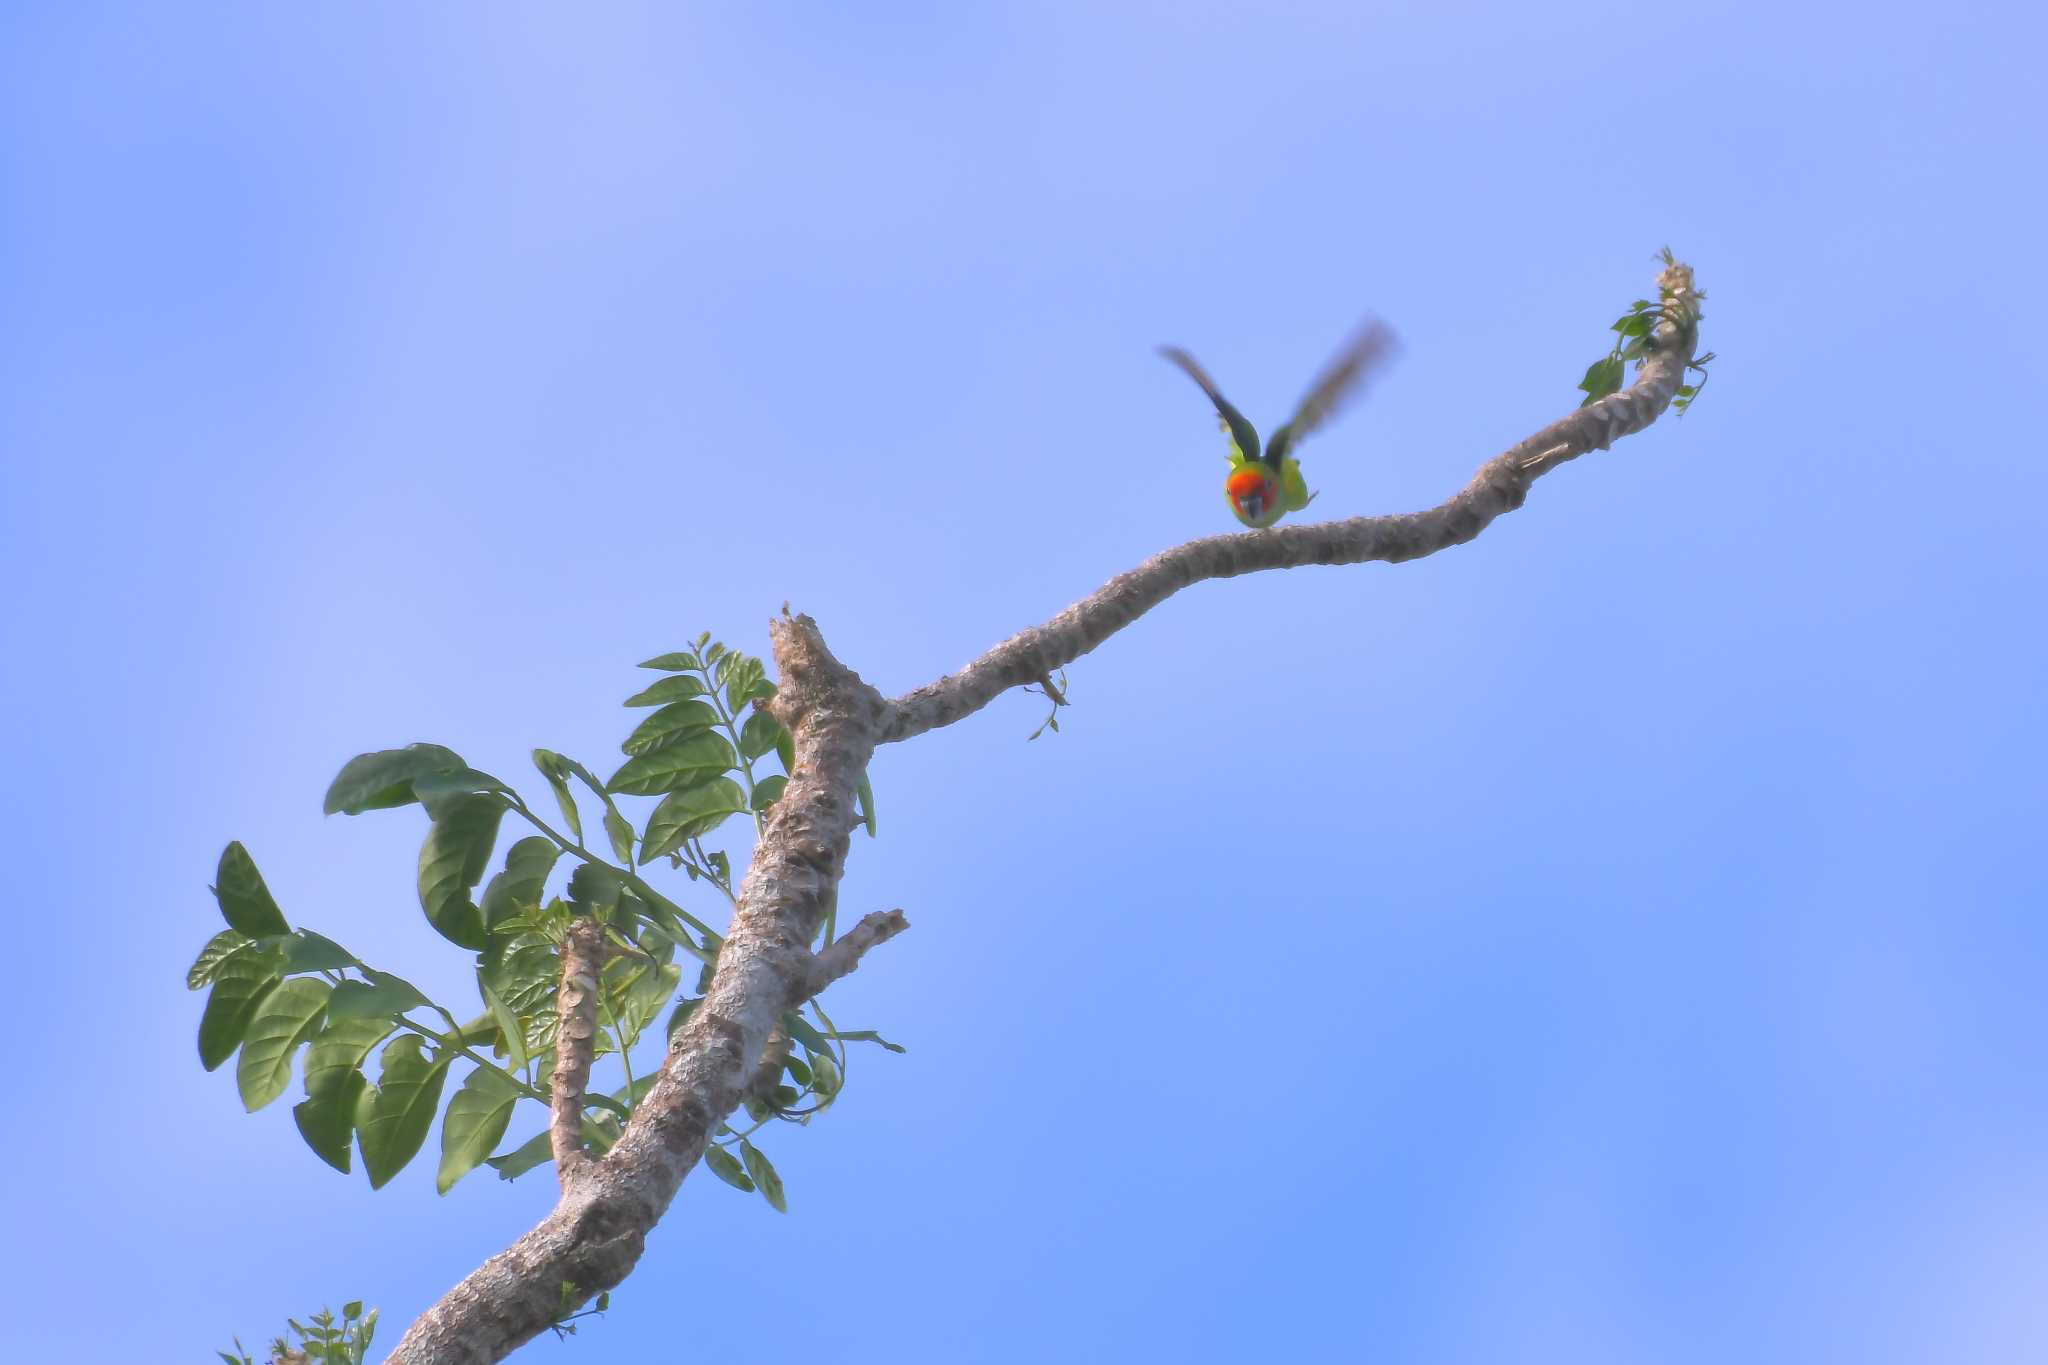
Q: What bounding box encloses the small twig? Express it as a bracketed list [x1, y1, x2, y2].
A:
[806, 909, 911, 994]
[549, 918, 609, 1187]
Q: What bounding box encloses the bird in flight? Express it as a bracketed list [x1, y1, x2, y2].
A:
[1159, 319, 1397, 528]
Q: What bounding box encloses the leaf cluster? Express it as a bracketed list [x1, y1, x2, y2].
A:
[187, 632, 897, 1213]
[219, 1300, 376, 1365]
[1576, 246, 1716, 416]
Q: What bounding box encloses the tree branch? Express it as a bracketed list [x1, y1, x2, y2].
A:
[389, 615, 886, 1365]
[740, 1024, 792, 1113]
[385, 261, 1701, 1364]
[881, 262, 1700, 743]
[808, 909, 911, 994]
[548, 919, 607, 1187]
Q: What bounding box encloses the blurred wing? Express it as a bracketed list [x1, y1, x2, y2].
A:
[1158, 345, 1263, 464]
[1266, 319, 1397, 465]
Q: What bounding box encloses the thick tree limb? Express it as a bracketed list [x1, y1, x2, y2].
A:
[389, 617, 888, 1364]
[386, 262, 1700, 1364]
[881, 264, 1700, 743]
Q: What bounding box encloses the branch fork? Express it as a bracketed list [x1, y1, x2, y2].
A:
[389, 261, 1703, 1364]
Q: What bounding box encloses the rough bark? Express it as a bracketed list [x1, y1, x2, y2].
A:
[388, 618, 889, 1364]
[386, 263, 1700, 1363]
[547, 919, 607, 1187]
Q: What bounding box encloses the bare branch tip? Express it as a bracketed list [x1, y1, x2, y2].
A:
[808, 909, 912, 993]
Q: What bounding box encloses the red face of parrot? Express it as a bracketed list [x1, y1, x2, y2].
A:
[1224, 465, 1283, 528]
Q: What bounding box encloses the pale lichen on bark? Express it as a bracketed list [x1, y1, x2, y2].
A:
[385, 261, 1701, 1364]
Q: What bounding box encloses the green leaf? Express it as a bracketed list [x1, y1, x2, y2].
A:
[738, 710, 783, 762]
[560, 755, 616, 800]
[703, 1145, 754, 1192]
[280, 929, 357, 974]
[621, 699, 721, 757]
[479, 978, 528, 1071]
[437, 1066, 523, 1194]
[740, 1139, 787, 1212]
[299, 1064, 366, 1178]
[640, 777, 747, 862]
[722, 655, 765, 711]
[750, 775, 787, 812]
[774, 727, 796, 774]
[482, 931, 560, 1022]
[323, 744, 467, 816]
[607, 960, 681, 1052]
[327, 969, 432, 1020]
[417, 793, 502, 950]
[198, 944, 287, 1070]
[783, 1053, 813, 1087]
[1577, 355, 1624, 406]
[856, 772, 877, 837]
[187, 928, 251, 990]
[485, 1128, 554, 1180]
[357, 1034, 453, 1189]
[293, 1016, 393, 1172]
[343, 1303, 362, 1321]
[782, 1010, 833, 1057]
[410, 767, 516, 815]
[532, 749, 584, 842]
[827, 1028, 907, 1053]
[810, 1051, 842, 1098]
[485, 1128, 553, 1180]
[213, 842, 290, 937]
[637, 651, 700, 671]
[237, 977, 331, 1111]
[566, 861, 623, 923]
[628, 911, 680, 964]
[622, 675, 706, 707]
[607, 732, 737, 797]
[603, 808, 635, 865]
[480, 836, 559, 930]
[450, 1010, 502, 1051]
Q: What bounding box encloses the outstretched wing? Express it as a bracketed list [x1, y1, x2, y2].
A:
[1158, 345, 1263, 465]
[1264, 319, 1397, 466]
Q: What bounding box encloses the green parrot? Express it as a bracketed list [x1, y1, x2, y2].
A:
[1159, 320, 1396, 528]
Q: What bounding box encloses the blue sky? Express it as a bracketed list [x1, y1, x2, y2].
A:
[3, 3, 2044, 1361]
